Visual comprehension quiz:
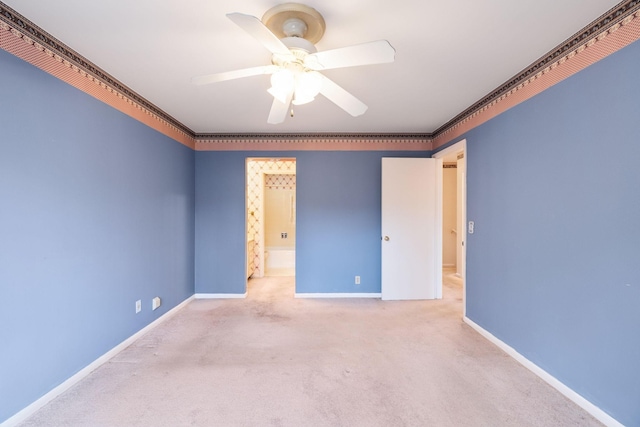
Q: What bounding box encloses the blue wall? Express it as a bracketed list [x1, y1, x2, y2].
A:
[0, 50, 195, 422]
[447, 39, 640, 425]
[195, 151, 430, 295]
[5, 21, 638, 427]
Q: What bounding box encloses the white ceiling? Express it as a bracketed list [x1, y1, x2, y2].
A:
[2, 0, 622, 134]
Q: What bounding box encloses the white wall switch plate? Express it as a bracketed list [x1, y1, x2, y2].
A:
[135, 300, 141, 314]
[152, 297, 161, 311]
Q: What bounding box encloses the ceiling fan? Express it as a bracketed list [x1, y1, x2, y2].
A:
[191, 3, 396, 124]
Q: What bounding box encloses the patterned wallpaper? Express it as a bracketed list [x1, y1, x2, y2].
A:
[265, 174, 296, 190]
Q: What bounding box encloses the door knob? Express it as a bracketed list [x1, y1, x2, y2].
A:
[384, 236, 390, 241]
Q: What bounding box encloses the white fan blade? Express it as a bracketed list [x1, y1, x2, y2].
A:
[191, 65, 278, 86]
[267, 90, 293, 124]
[305, 40, 395, 71]
[319, 75, 368, 117]
[227, 13, 291, 56]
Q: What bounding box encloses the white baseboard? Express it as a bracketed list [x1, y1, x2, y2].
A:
[295, 293, 382, 299]
[1, 296, 194, 427]
[194, 293, 247, 299]
[463, 316, 622, 427]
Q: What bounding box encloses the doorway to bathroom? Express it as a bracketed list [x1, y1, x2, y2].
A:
[246, 158, 297, 280]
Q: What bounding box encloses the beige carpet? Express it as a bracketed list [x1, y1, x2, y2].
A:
[18, 272, 601, 426]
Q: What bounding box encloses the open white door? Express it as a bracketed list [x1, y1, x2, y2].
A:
[381, 158, 442, 300]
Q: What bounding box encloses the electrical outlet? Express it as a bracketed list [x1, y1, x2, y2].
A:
[135, 300, 141, 314]
[355, 276, 361, 285]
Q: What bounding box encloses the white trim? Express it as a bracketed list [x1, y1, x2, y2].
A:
[463, 316, 623, 427]
[432, 139, 466, 160]
[1, 296, 194, 427]
[295, 293, 382, 299]
[194, 293, 247, 299]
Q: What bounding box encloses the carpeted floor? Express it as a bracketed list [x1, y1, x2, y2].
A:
[18, 272, 602, 426]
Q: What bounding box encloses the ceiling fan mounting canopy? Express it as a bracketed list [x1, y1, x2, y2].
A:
[262, 3, 326, 44]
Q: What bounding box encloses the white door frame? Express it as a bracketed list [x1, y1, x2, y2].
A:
[433, 139, 467, 316]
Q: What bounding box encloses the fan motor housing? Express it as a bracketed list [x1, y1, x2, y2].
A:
[281, 36, 317, 54]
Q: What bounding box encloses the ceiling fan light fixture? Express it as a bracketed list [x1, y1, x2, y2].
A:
[292, 70, 322, 105]
[268, 68, 295, 103]
[269, 66, 322, 106]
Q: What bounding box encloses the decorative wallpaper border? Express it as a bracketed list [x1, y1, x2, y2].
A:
[2, 1, 639, 151]
[194, 134, 431, 151]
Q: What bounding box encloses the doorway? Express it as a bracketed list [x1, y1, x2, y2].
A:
[433, 139, 467, 316]
[246, 158, 297, 281]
